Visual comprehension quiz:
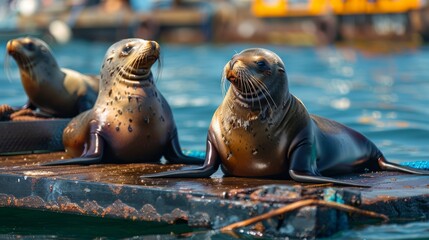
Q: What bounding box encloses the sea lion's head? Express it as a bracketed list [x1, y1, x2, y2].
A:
[223, 48, 288, 107]
[101, 38, 160, 86]
[6, 37, 57, 72]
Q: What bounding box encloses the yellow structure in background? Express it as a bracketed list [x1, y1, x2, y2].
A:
[252, 0, 422, 17]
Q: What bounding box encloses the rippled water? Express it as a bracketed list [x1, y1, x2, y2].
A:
[0, 39, 428, 238]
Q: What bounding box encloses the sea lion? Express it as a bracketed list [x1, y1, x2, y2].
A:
[2, 37, 99, 119]
[141, 48, 429, 187]
[43, 38, 202, 165]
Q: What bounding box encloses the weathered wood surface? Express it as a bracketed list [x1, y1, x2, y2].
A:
[0, 152, 428, 238]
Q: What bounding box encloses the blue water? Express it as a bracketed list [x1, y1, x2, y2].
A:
[1, 39, 429, 238]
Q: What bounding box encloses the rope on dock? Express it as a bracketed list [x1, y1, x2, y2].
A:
[220, 199, 389, 232]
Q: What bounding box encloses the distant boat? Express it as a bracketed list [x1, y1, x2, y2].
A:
[251, 0, 428, 45]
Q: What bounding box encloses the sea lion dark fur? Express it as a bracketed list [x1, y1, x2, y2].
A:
[141, 48, 429, 187]
[43, 38, 201, 165]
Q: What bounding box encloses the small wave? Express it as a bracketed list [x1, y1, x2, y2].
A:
[329, 221, 429, 240]
[169, 95, 212, 108]
[370, 128, 429, 139]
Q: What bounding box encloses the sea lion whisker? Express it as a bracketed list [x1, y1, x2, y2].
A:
[4, 53, 15, 82]
[135, 54, 146, 72]
[237, 68, 256, 96]
[125, 46, 144, 66]
[237, 69, 245, 95]
[250, 73, 277, 109]
[113, 62, 130, 82]
[239, 69, 258, 106]
[118, 67, 150, 81]
[128, 47, 157, 73]
[128, 51, 141, 68]
[244, 75, 257, 107]
[220, 73, 225, 95]
[239, 69, 250, 96]
[244, 70, 261, 95]
[136, 47, 153, 63]
[242, 72, 252, 100]
[256, 80, 274, 109]
[243, 71, 273, 111]
[236, 69, 242, 92]
[239, 68, 260, 95]
[246, 73, 263, 109]
[155, 53, 162, 83]
[233, 68, 268, 110]
[246, 73, 270, 110]
[220, 72, 228, 96]
[239, 69, 249, 91]
[115, 54, 150, 81]
[242, 71, 256, 107]
[241, 68, 265, 97]
[258, 81, 276, 111]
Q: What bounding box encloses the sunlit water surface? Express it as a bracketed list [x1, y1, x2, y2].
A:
[0, 39, 428, 239]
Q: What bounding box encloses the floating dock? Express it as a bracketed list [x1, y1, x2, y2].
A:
[3, 1, 429, 45]
[0, 151, 428, 238]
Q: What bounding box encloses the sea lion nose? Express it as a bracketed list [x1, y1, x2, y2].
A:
[6, 40, 13, 53]
[226, 69, 237, 82]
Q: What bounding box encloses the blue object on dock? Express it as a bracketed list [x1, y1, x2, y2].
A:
[182, 150, 206, 159]
[400, 161, 429, 170]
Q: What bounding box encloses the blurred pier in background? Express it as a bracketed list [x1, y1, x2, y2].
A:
[1, 0, 429, 46]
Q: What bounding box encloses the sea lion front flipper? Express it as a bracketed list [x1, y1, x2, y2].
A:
[9, 108, 54, 120]
[289, 143, 371, 188]
[11, 101, 54, 119]
[289, 170, 370, 188]
[378, 156, 429, 175]
[42, 123, 104, 166]
[0, 104, 16, 120]
[141, 139, 220, 178]
[163, 129, 205, 165]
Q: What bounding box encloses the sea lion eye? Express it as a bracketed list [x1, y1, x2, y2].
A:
[121, 45, 133, 56]
[256, 61, 266, 67]
[26, 42, 36, 51]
